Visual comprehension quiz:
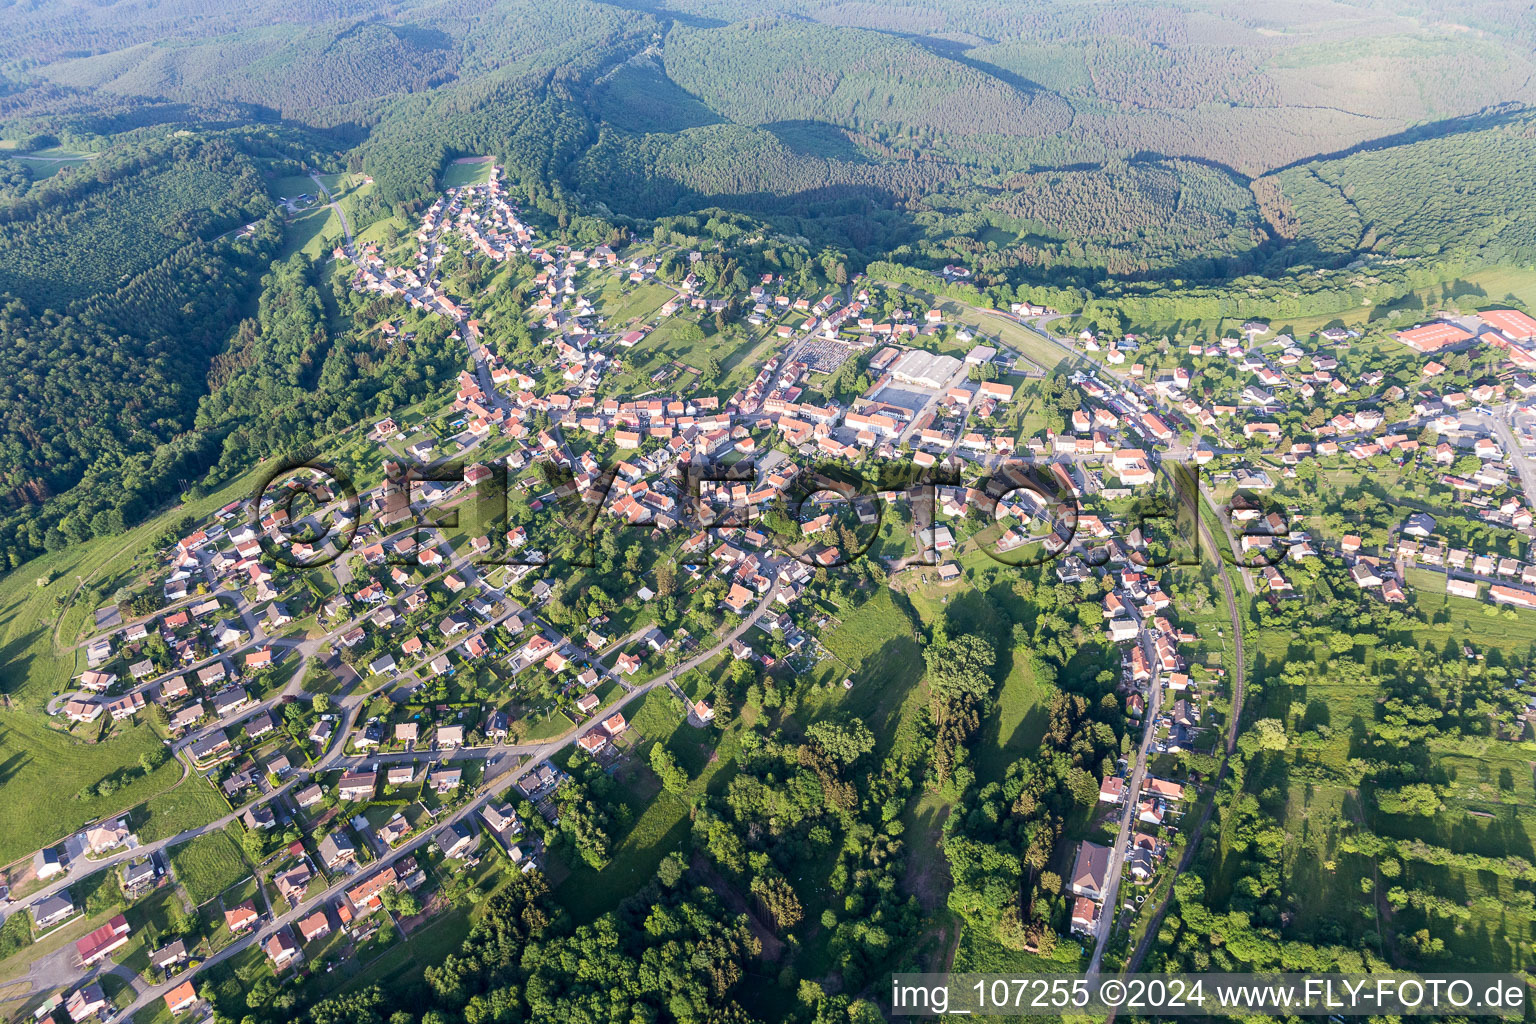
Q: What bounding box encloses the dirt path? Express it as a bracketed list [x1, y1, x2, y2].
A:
[50, 532, 145, 654]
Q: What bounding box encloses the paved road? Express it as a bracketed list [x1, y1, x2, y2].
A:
[311, 174, 354, 251]
[1112, 490, 1247, 991]
[1087, 634, 1165, 975]
[1474, 407, 1536, 512]
[922, 299, 1253, 979]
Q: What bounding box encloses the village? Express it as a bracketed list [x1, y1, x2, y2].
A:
[11, 161, 1536, 1022]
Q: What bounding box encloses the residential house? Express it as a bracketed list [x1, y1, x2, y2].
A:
[275, 864, 312, 905]
[263, 927, 302, 970]
[1069, 841, 1111, 900]
[74, 914, 131, 966]
[435, 822, 476, 859]
[338, 770, 377, 800]
[224, 900, 259, 933]
[151, 939, 188, 973]
[85, 819, 130, 855]
[298, 910, 332, 943]
[165, 981, 198, 1016]
[346, 866, 398, 912]
[120, 857, 157, 897]
[1070, 897, 1100, 936]
[317, 832, 356, 870]
[65, 984, 108, 1023]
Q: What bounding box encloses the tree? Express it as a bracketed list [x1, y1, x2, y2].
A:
[655, 560, 677, 600]
[650, 744, 690, 794]
[1378, 783, 1443, 817]
[803, 720, 875, 766]
[658, 853, 687, 888]
[381, 887, 422, 917]
[309, 985, 385, 1024]
[750, 874, 804, 930]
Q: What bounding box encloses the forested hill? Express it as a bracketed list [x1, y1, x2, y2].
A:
[0, 134, 268, 307]
[41, 22, 459, 123]
[661, 19, 1073, 141]
[2, 0, 1531, 261]
[0, 129, 283, 565]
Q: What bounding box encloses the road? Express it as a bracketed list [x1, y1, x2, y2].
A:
[1474, 406, 1536, 512]
[1086, 632, 1164, 975]
[311, 174, 354, 252]
[1111, 490, 1247, 990]
[893, 289, 1253, 981]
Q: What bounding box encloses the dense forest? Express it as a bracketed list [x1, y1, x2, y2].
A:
[43, 22, 460, 121]
[2, 0, 1532, 286]
[662, 19, 1072, 141]
[0, 135, 268, 306]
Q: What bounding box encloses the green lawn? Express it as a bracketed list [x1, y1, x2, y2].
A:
[0, 454, 344, 864]
[0, 714, 184, 866]
[10, 147, 95, 180]
[1405, 568, 1536, 655]
[441, 158, 492, 188]
[556, 690, 737, 921]
[596, 279, 673, 325]
[330, 907, 468, 997]
[136, 773, 230, 842]
[1118, 264, 1536, 345]
[168, 830, 250, 905]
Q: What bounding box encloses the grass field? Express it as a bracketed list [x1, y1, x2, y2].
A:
[795, 589, 931, 755]
[267, 171, 367, 261]
[11, 148, 95, 181]
[1405, 568, 1536, 655]
[883, 281, 1081, 372]
[441, 157, 492, 189]
[556, 689, 735, 922]
[0, 456, 320, 863]
[1117, 264, 1536, 344]
[0, 714, 184, 866]
[595, 278, 673, 325]
[135, 772, 229, 842]
[168, 829, 250, 905]
[903, 578, 1054, 782]
[555, 768, 693, 922]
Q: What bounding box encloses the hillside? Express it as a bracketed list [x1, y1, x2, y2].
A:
[1270, 110, 1536, 265]
[40, 22, 459, 120]
[0, 0, 1531, 571]
[662, 19, 1072, 140]
[0, 135, 267, 307]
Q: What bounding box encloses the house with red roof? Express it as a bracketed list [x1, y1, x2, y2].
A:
[74, 914, 130, 966]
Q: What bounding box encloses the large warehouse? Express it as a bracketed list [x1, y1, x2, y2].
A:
[889, 349, 963, 389]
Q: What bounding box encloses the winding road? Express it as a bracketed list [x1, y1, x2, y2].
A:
[311, 174, 354, 252]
